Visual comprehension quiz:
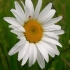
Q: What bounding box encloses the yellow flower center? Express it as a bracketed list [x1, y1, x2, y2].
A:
[24, 20, 43, 43]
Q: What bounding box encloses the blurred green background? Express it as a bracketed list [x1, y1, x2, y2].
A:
[0, 0, 70, 70]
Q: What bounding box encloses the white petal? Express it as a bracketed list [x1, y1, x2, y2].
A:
[52, 30, 64, 35]
[8, 40, 26, 55]
[11, 30, 25, 38]
[33, 0, 42, 19]
[47, 43, 60, 55]
[43, 25, 61, 31]
[24, 6, 30, 22]
[11, 28, 25, 33]
[38, 9, 56, 23]
[36, 43, 49, 63]
[42, 36, 62, 47]
[20, 0, 25, 9]
[9, 25, 25, 32]
[38, 3, 52, 19]
[20, 2, 28, 22]
[20, 1, 28, 21]
[10, 9, 24, 25]
[21, 46, 29, 66]
[25, 0, 34, 17]
[20, 0, 26, 21]
[18, 41, 29, 61]
[4, 17, 20, 26]
[43, 16, 62, 25]
[17, 35, 26, 40]
[32, 44, 37, 64]
[37, 49, 45, 69]
[39, 41, 55, 57]
[43, 32, 59, 40]
[10, 30, 23, 36]
[29, 43, 34, 66]
[14, 1, 25, 18]
[28, 43, 37, 66]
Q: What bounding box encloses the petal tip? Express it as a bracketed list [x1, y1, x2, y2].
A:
[62, 30, 65, 34]
[8, 51, 12, 56]
[21, 62, 24, 66]
[3, 17, 6, 21]
[59, 16, 63, 19]
[48, 3, 52, 7]
[18, 58, 20, 61]
[18, 54, 22, 61]
[49, 3, 52, 5]
[3, 17, 9, 22]
[59, 44, 62, 48]
[14, 1, 17, 3]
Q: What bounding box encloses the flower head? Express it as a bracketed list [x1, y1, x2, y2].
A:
[4, 0, 64, 69]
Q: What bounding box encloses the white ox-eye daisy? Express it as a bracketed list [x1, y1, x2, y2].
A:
[4, 0, 64, 69]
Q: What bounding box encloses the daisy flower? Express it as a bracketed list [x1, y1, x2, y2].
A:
[4, 0, 64, 69]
